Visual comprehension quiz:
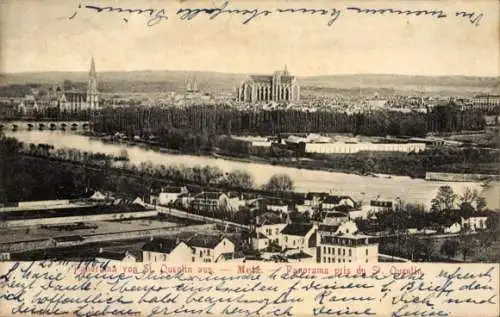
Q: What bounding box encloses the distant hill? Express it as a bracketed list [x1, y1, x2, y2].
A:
[1, 70, 498, 96]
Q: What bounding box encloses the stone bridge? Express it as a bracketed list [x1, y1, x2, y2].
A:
[0, 121, 92, 132]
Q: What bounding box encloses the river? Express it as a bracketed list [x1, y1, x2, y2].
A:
[4, 130, 499, 210]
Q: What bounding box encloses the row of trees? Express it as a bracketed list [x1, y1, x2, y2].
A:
[93, 104, 485, 137]
[310, 147, 500, 177]
[357, 186, 492, 233]
[21, 143, 129, 162]
[381, 232, 495, 262]
[0, 135, 296, 203]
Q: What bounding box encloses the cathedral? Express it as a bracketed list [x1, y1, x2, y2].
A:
[237, 66, 300, 103]
[19, 57, 100, 114]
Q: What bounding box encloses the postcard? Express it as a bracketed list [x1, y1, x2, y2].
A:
[0, 0, 499, 316]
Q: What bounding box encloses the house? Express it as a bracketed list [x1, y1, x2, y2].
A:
[444, 222, 461, 234]
[304, 192, 329, 208]
[215, 251, 246, 262]
[461, 216, 488, 232]
[96, 249, 138, 263]
[191, 192, 230, 213]
[295, 204, 314, 215]
[89, 191, 107, 201]
[249, 231, 270, 251]
[226, 193, 247, 213]
[157, 186, 188, 206]
[320, 211, 349, 226]
[348, 209, 369, 220]
[142, 238, 193, 262]
[317, 221, 378, 264]
[294, 197, 315, 215]
[407, 228, 420, 235]
[266, 198, 289, 214]
[278, 223, 317, 255]
[255, 212, 287, 244]
[176, 193, 194, 209]
[132, 197, 146, 207]
[362, 199, 395, 215]
[248, 197, 289, 214]
[187, 234, 235, 263]
[321, 195, 356, 211]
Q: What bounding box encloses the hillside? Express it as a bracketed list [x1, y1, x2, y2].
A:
[1, 71, 498, 96]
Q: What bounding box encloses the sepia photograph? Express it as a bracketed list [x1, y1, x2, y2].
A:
[0, 0, 499, 316]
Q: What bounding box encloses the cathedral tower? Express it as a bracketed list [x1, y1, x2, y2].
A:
[87, 56, 99, 110]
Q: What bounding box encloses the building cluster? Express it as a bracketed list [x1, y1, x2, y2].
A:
[151, 187, 246, 214]
[146, 186, 393, 263]
[0, 184, 493, 264]
[456, 94, 500, 112]
[142, 234, 237, 263]
[17, 58, 101, 115]
[279, 133, 427, 154]
[235, 133, 469, 155]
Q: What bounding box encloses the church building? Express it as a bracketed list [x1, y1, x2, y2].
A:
[18, 57, 101, 115]
[237, 66, 300, 103]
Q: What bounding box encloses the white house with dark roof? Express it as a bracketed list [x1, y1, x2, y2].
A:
[317, 221, 378, 264]
[444, 222, 461, 234]
[278, 223, 317, 257]
[249, 231, 269, 250]
[266, 198, 289, 214]
[461, 216, 488, 232]
[321, 195, 356, 211]
[187, 234, 235, 263]
[158, 186, 188, 206]
[361, 198, 397, 216]
[321, 211, 349, 226]
[304, 192, 329, 208]
[255, 212, 287, 244]
[191, 192, 231, 213]
[90, 191, 107, 201]
[142, 238, 193, 262]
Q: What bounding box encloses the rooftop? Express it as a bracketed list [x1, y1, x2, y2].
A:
[194, 192, 223, 200]
[142, 238, 184, 254]
[281, 223, 314, 237]
[323, 195, 352, 205]
[287, 251, 313, 260]
[97, 250, 133, 261]
[188, 234, 227, 249]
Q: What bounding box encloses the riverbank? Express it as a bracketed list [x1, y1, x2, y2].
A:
[89, 133, 500, 180]
[89, 133, 408, 179]
[211, 152, 383, 178]
[5, 130, 490, 208]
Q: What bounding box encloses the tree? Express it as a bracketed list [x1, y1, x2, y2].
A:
[225, 169, 255, 189]
[431, 186, 457, 212]
[263, 174, 294, 192]
[460, 187, 478, 205]
[458, 233, 479, 261]
[440, 239, 459, 260]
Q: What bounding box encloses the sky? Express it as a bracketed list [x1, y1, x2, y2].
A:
[1, 0, 499, 77]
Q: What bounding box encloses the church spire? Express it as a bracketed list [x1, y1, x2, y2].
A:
[284, 64, 289, 75]
[89, 56, 96, 78]
[87, 56, 99, 110]
[88, 56, 97, 92]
